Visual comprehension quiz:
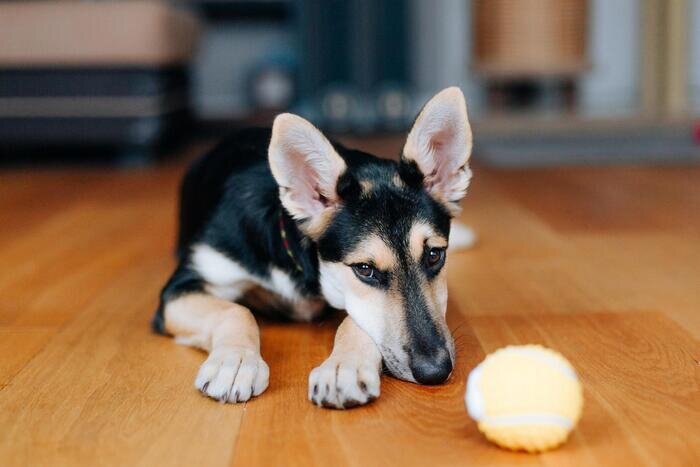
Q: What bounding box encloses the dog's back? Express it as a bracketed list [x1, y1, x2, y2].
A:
[176, 128, 273, 259]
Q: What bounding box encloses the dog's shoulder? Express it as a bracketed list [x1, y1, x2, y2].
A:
[178, 127, 320, 297]
[186, 127, 273, 186]
[177, 128, 277, 255]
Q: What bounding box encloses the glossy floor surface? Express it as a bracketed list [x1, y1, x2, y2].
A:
[1, 141, 698, 466]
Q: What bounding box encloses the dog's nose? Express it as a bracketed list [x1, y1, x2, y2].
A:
[410, 351, 453, 385]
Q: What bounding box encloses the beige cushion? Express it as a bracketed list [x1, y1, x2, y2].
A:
[0, 1, 200, 67]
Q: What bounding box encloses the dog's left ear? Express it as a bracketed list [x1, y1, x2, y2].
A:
[268, 113, 347, 237]
[402, 87, 473, 215]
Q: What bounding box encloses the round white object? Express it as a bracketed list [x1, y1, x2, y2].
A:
[465, 344, 584, 452]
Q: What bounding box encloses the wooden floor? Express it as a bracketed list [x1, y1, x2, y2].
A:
[1, 141, 699, 466]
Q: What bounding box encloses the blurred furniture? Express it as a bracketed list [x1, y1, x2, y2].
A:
[641, 0, 689, 117]
[0, 1, 200, 163]
[188, 0, 295, 122]
[473, 0, 588, 115]
[471, 0, 700, 165]
[296, 0, 413, 131]
[474, 0, 588, 78]
[188, 0, 421, 131]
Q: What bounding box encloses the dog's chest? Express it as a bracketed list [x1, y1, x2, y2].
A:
[192, 244, 325, 321]
[257, 268, 325, 321]
[242, 284, 326, 321]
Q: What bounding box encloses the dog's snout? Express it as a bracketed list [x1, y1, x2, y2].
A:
[410, 350, 453, 385]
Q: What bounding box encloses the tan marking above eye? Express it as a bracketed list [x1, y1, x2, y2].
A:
[359, 179, 374, 196]
[392, 173, 406, 188]
[409, 222, 447, 261]
[427, 237, 448, 249]
[343, 234, 397, 271]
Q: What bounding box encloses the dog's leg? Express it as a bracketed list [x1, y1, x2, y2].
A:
[164, 293, 269, 403]
[308, 316, 382, 409]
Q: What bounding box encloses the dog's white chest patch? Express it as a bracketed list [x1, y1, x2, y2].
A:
[268, 268, 325, 321]
[189, 244, 324, 321]
[269, 268, 299, 302]
[191, 244, 253, 300]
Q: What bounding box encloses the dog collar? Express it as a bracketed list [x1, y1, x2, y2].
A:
[279, 212, 304, 273]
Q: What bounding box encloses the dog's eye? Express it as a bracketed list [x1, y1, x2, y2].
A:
[425, 247, 446, 269]
[352, 263, 375, 279]
[350, 263, 388, 287]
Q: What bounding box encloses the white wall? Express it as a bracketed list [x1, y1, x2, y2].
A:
[409, 0, 484, 115]
[579, 0, 640, 117]
[192, 24, 293, 119]
[412, 0, 641, 118]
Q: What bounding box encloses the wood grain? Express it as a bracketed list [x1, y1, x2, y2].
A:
[0, 327, 55, 388]
[0, 145, 699, 465]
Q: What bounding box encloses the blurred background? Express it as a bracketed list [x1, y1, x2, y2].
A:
[1, 0, 700, 166]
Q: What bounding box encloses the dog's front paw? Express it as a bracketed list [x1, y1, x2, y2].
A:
[308, 358, 380, 409]
[195, 347, 269, 403]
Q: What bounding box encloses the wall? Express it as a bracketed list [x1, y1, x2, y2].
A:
[579, 0, 640, 117]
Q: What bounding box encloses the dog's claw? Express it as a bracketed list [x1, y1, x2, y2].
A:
[308, 359, 381, 409]
[342, 398, 361, 409]
[195, 348, 269, 404]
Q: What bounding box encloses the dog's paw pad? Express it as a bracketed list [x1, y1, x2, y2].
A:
[195, 348, 269, 403]
[308, 359, 380, 409]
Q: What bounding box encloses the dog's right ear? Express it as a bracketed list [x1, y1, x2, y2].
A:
[268, 113, 347, 237]
[401, 87, 472, 216]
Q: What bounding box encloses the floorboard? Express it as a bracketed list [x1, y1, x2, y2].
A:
[0, 144, 698, 465]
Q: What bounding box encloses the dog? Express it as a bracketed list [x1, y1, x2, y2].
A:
[152, 87, 474, 409]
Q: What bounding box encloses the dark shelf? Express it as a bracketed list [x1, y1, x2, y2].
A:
[193, 0, 292, 22]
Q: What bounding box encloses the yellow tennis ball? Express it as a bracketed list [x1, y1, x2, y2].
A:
[465, 345, 583, 453]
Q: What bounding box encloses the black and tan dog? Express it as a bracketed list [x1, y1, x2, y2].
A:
[152, 87, 474, 408]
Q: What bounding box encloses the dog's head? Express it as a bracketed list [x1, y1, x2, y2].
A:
[268, 87, 472, 384]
